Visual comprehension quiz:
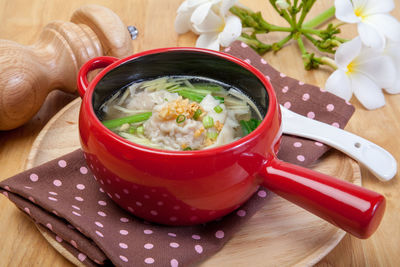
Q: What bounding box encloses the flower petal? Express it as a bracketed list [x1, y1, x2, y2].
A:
[335, 37, 362, 69]
[177, 0, 190, 13]
[385, 79, 400, 94]
[362, 0, 395, 16]
[351, 73, 385, 109]
[356, 54, 396, 88]
[384, 41, 400, 93]
[193, 9, 223, 33]
[220, 0, 238, 17]
[335, 0, 360, 23]
[357, 22, 385, 48]
[364, 14, 400, 42]
[385, 40, 400, 65]
[175, 12, 192, 34]
[187, 0, 211, 8]
[351, 0, 367, 7]
[196, 33, 220, 50]
[178, 0, 210, 12]
[325, 69, 353, 101]
[218, 15, 242, 47]
[191, 2, 213, 25]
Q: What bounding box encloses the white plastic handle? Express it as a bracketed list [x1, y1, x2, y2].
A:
[280, 105, 397, 181]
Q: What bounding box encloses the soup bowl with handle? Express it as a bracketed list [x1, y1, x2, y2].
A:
[77, 47, 385, 239]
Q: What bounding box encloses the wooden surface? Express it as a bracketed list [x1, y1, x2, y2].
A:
[25, 98, 360, 267]
[0, 0, 399, 266]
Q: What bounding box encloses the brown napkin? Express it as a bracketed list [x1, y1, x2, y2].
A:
[0, 41, 354, 267]
[224, 41, 355, 166]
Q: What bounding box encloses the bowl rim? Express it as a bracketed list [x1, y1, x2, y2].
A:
[81, 47, 279, 157]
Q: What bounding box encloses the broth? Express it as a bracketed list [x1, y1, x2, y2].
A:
[99, 76, 262, 151]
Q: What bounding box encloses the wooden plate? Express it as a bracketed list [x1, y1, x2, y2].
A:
[26, 98, 361, 267]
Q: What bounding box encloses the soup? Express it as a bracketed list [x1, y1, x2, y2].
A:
[99, 76, 262, 151]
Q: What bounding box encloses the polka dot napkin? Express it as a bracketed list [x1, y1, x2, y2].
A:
[0, 41, 354, 267]
[0, 151, 269, 267]
[224, 41, 355, 166]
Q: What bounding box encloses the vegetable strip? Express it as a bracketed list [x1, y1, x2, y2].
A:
[102, 112, 152, 129]
[192, 83, 223, 92]
[240, 118, 262, 135]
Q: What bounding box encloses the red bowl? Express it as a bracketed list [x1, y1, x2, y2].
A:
[78, 47, 385, 239]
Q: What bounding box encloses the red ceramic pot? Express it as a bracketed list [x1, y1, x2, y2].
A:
[78, 47, 385, 239]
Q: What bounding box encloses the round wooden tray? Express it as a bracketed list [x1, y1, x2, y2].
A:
[26, 98, 362, 267]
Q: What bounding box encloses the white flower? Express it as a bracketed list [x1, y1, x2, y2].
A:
[276, 0, 290, 10]
[175, 0, 220, 34]
[175, 0, 242, 50]
[384, 39, 400, 94]
[335, 0, 400, 48]
[325, 37, 396, 109]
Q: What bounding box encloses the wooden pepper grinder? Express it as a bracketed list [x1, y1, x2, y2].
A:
[0, 4, 134, 130]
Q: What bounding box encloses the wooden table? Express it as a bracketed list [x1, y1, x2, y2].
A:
[0, 0, 399, 266]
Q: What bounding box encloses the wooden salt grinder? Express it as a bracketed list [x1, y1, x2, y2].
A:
[0, 4, 134, 130]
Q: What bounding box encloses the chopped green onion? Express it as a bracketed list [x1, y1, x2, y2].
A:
[176, 90, 204, 102]
[182, 87, 211, 95]
[202, 116, 214, 129]
[136, 126, 144, 135]
[214, 105, 223, 113]
[176, 114, 186, 123]
[193, 109, 202, 120]
[102, 112, 152, 129]
[168, 86, 211, 96]
[128, 126, 136, 134]
[183, 147, 192, 151]
[214, 96, 225, 103]
[206, 130, 218, 140]
[240, 118, 262, 136]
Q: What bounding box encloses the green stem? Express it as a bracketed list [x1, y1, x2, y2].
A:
[302, 33, 319, 46]
[296, 37, 307, 55]
[237, 35, 272, 54]
[333, 22, 346, 28]
[259, 20, 293, 32]
[297, 2, 310, 27]
[237, 35, 258, 47]
[303, 6, 336, 28]
[333, 36, 349, 43]
[300, 27, 324, 37]
[273, 34, 293, 50]
[277, 34, 293, 46]
[269, 0, 295, 28]
[290, 10, 297, 26]
[269, 0, 281, 14]
[281, 9, 296, 28]
[330, 39, 342, 47]
[320, 56, 338, 70]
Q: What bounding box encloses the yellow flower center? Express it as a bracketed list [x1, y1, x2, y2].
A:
[346, 61, 356, 74]
[218, 22, 226, 33]
[354, 8, 366, 20]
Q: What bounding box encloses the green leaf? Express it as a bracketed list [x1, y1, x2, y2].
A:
[240, 118, 262, 136]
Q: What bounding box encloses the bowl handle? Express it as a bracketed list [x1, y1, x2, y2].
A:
[77, 56, 119, 98]
[260, 157, 385, 239]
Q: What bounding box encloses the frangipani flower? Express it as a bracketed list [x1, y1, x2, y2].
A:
[175, 0, 220, 34]
[384, 39, 400, 94]
[325, 37, 396, 109]
[175, 0, 242, 50]
[335, 0, 400, 48]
